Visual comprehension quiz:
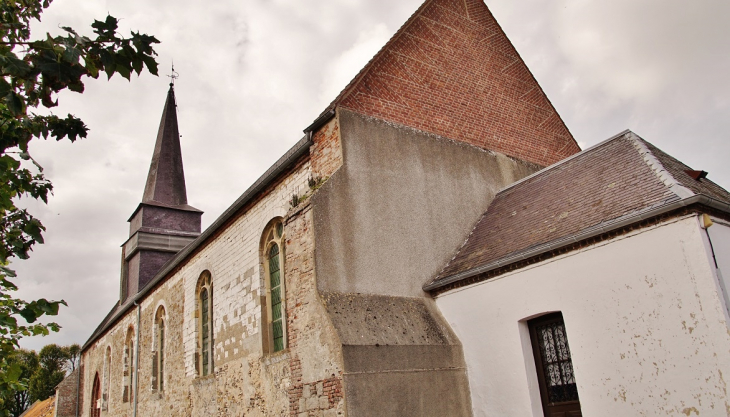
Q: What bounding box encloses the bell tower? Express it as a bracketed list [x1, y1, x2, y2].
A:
[120, 83, 202, 301]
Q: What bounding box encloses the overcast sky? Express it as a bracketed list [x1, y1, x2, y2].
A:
[15, 0, 730, 350]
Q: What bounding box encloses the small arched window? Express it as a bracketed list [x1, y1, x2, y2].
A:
[262, 219, 286, 353]
[196, 272, 213, 376]
[102, 347, 111, 410]
[91, 372, 101, 417]
[123, 328, 135, 403]
[152, 306, 166, 392]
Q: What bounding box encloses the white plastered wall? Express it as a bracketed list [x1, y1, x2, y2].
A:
[436, 215, 730, 417]
[707, 218, 730, 317]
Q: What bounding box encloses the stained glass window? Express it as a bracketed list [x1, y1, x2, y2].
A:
[262, 219, 286, 354]
[159, 318, 165, 391]
[269, 244, 284, 352]
[201, 287, 210, 375]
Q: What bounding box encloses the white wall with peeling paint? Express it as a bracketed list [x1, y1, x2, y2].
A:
[436, 215, 730, 417]
[707, 219, 730, 317]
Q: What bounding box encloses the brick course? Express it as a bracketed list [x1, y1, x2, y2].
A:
[327, 0, 580, 167]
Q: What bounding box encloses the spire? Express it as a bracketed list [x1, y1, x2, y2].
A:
[122, 82, 202, 301]
[142, 84, 188, 207]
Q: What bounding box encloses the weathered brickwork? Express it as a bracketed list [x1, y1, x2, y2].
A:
[55, 368, 81, 417]
[310, 116, 343, 180]
[283, 203, 345, 417]
[329, 0, 580, 167]
[79, 156, 345, 416]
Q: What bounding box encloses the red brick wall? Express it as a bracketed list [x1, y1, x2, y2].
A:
[332, 0, 580, 167]
[310, 117, 343, 179]
[55, 367, 82, 417]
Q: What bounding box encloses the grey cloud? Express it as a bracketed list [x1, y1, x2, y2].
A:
[16, 0, 730, 350]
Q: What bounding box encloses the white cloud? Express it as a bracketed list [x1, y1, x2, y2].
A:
[319, 23, 393, 104]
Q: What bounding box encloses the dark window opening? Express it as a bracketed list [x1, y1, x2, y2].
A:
[529, 313, 582, 417]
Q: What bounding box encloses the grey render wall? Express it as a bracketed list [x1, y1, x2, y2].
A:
[311, 109, 541, 416]
[313, 109, 540, 298]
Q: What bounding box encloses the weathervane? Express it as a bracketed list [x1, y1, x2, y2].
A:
[167, 63, 179, 87]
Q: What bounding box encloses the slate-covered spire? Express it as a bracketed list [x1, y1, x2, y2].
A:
[142, 84, 188, 207]
[120, 83, 202, 302]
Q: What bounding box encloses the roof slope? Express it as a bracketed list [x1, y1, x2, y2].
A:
[142, 85, 193, 209]
[429, 131, 730, 288]
[20, 397, 55, 417]
[320, 0, 580, 167]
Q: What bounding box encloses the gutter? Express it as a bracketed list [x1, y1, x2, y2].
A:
[304, 109, 335, 133]
[82, 133, 313, 352]
[424, 194, 730, 292]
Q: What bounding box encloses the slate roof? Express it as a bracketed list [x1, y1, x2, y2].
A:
[141, 84, 198, 211]
[426, 130, 730, 290]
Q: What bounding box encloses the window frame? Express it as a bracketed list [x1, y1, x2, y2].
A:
[102, 346, 111, 410]
[123, 328, 135, 403]
[152, 305, 166, 393]
[196, 271, 213, 376]
[528, 312, 582, 417]
[91, 372, 101, 417]
[261, 219, 287, 354]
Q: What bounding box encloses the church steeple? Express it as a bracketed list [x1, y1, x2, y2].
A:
[120, 83, 203, 302]
[142, 85, 188, 207]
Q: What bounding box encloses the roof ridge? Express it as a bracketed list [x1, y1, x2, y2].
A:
[626, 132, 694, 199]
[494, 129, 633, 195]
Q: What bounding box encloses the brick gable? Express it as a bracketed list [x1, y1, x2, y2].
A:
[325, 0, 580, 167]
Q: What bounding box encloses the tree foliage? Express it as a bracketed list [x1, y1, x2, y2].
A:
[3, 349, 37, 417]
[0, 1, 159, 414]
[2, 344, 80, 417]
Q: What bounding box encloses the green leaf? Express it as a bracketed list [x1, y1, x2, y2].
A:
[0, 78, 11, 98]
[84, 56, 98, 78]
[2, 56, 31, 78]
[116, 64, 131, 81]
[62, 46, 81, 65]
[142, 55, 158, 76]
[4, 93, 25, 116]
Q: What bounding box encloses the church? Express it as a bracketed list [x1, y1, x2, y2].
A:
[55, 0, 730, 416]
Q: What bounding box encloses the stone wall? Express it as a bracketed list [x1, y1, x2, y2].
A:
[79, 152, 346, 416]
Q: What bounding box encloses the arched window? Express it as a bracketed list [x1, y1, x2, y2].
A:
[123, 328, 135, 403]
[196, 272, 213, 376]
[102, 347, 111, 410]
[262, 219, 286, 353]
[152, 306, 166, 392]
[91, 372, 101, 417]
